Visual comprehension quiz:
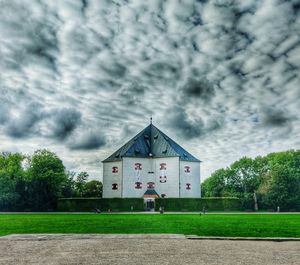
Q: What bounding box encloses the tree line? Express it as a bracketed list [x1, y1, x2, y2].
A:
[201, 149, 300, 211]
[0, 149, 102, 211]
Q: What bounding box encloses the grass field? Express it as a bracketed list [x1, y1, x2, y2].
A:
[0, 214, 300, 237]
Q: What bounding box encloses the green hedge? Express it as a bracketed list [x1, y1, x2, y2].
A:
[57, 198, 144, 212]
[155, 197, 242, 211]
[57, 197, 242, 212]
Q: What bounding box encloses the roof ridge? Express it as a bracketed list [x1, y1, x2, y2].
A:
[153, 124, 199, 161]
[102, 124, 150, 162]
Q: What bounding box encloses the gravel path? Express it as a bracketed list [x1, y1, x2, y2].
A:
[0, 234, 299, 265]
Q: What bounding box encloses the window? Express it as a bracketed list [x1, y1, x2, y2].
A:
[161, 194, 166, 198]
[112, 183, 118, 190]
[186, 183, 191, 190]
[112, 166, 118, 173]
[147, 182, 155, 189]
[184, 166, 190, 173]
[160, 163, 166, 170]
[135, 182, 142, 189]
[160, 163, 167, 182]
[135, 163, 142, 170]
[159, 176, 167, 183]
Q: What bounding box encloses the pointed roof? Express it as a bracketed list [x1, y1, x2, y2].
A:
[143, 189, 160, 198]
[103, 124, 200, 162]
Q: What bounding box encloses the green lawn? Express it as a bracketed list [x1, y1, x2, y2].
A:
[0, 214, 300, 237]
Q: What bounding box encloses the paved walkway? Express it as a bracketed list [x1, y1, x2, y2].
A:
[0, 234, 299, 265]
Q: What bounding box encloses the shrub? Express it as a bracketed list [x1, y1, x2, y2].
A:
[155, 197, 242, 211]
[57, 198, 144, 212]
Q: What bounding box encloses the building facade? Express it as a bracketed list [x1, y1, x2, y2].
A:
[102, 123, 201, 205]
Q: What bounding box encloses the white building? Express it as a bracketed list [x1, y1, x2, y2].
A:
[102, 122, 201, 208]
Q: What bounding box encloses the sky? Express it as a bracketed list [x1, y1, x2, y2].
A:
[0, 0, 300, 181]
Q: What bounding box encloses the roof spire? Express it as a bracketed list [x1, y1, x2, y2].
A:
[150, 116, 152, 124]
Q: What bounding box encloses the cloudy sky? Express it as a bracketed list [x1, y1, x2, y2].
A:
[0, 0, 299, 181]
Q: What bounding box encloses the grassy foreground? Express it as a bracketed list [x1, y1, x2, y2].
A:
[0, 214, 300, 237]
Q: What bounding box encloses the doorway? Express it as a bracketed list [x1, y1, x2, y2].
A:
[145, 199, 155, 211]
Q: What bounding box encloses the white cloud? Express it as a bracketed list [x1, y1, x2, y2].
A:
[0, 0, 299, 180]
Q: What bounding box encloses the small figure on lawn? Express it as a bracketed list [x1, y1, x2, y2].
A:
[94, 208, 101, 214]
[159, 207, 164, 214]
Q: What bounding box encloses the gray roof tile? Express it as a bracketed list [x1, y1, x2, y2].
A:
[103, 124, 200, 162]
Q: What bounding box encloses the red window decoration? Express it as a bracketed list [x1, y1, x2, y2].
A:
[112, 183, 118, 190]
[135, 182, 142, 189]
[184, 166, 190, 173]
[159, 176, 167, 183]
[112, 166, 118, 173]
[160, 163, 166, 170]
[135, 163, 142, 170]
[160, 163, 167, 182]
[147, 182, 155, 189]
[186, 183, 191, 190]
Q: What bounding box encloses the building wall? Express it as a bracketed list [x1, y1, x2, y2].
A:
[103, 161, 122, 198]
[179, 161, 201, 198]
[153, 157, 180, 198]
[122, 157, 151, 198]
[103, 158, 200, 198]
[122, 157, 180, 198]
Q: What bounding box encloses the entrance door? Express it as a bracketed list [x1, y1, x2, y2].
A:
[146, 200, 155, 211]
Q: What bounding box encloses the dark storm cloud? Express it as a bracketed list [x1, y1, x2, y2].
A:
[0, 1, 59, 72]
[181, 77, 215, 101]
[260, 107, 295, 127]
[166, 106, 224, 140]
[4, 102, 44, 138]
[68, 130, 106, 150]
[49, 108, 82, 140]
[166, 106, 204, 139]
[101, 61, 127, 79]
[0, 104, 9, 125]
[0, 0, 299, 179]
[81, 0, 89, 15]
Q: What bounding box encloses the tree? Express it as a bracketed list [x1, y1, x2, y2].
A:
[83, 180, 103, 197]
[228, 157, 268, 209]
[201, 168, 226, 197]
[26, 149, 67, 211]
[0, 172, 19, 210]
[202, 150, 300, 211]
[75, 171, 89, 197]
[260, 150, 300, 211]
[61, 171, 77, 198]
[0, 153, 25, 210]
